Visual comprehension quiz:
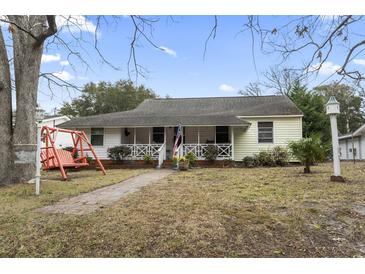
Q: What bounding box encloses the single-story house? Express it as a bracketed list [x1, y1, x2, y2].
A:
[59, 95, 303, 166]
[339, 123, 365, 160]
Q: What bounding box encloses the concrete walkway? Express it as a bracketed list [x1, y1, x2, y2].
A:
[37, 169, 174, 215]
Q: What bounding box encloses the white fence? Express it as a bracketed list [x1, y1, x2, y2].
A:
[182, 143, 232, 160]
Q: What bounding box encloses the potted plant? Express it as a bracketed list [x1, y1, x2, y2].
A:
[178, 157, 189, 171]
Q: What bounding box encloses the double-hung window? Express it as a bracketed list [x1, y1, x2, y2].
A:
[258, 122, 273, 143]
[91, 128, 104, 146]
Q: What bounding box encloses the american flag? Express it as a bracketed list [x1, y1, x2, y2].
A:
[172, 124, 182, 156]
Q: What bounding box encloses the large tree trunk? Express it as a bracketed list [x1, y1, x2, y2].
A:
[0, 26, 13, 185]
[9, 16, 45, 183]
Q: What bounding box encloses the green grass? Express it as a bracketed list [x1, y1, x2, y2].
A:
[0, 163, 364, 257]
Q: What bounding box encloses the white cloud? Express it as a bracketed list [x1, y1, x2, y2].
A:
[56, 15, 97, 35]
[42, 53, 61, 63]
[353, 59, 365, 66]
[310, 61, 341, 75]
[159, 46, 177, 57]
[219, 84, 236, 92]
[52, 71, 74, 81]
[60, 60, 70, 66]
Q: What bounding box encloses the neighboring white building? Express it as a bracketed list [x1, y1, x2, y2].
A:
[39, 115, 74, 148]
[339, 124, 365, 160]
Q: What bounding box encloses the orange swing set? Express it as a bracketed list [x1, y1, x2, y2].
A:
[40, 126, 106, 180]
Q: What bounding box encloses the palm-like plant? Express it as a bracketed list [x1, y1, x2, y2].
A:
[288, 135, 326, 173]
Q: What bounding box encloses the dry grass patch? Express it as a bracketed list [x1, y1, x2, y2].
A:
[0, 163, 364, 257]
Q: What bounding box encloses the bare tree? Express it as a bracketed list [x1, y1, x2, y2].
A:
[238, 81, 262, 96]
[262, 67, 305, 96]
[243, 16, 365, 87]
[0, 15, 161, 184]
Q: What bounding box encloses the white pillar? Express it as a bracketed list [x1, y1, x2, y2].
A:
[197, 127, 200, 144]
[35, 123, 41, 195]
[133, 128, 136, 144]
[163, 127, 167, 160]
[231, 126, 234, 160]
[330, 115, 341, 176]
[148, 127, 151, 144]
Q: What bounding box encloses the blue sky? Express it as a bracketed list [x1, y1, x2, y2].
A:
[25, 15, 365, 112]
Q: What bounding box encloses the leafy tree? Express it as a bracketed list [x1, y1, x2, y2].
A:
[59, 80, 157, 117]
[288, 135, 326, 174]
[314, 83, 365, 135]
[289, 81, 331, 143]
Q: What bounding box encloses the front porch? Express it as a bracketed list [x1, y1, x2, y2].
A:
[117, 126, 235, 165]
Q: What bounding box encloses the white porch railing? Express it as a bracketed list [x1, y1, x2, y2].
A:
[182, 143, 232, 160]
[157, 143, 166, 168]
[122, 144, 163, 160]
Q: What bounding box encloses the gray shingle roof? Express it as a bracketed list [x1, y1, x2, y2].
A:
[59, 95, 302, 128]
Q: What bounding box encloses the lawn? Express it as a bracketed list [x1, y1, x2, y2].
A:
[0, 162, 364, 257]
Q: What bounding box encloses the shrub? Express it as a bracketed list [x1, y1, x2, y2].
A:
[223, 159, 235, 168]
[288, 135, 326, 173]
[63, 146, 79, 159]
[85, 154, 93, 164]
[185, 152, 198, 167]
[143, 154, 154, 164]
[107, 145, 131, 161]
[242, 155, 259, 168]
[257, 150, 275, 166]
[204, 145, 219, 161]
[271, 146, 289, 166]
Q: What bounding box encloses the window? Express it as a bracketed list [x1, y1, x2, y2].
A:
[153, 127, 164, 143]
[216, 126, 229, 143]
[91, 128, 104, 146]
[258, 122, 273, 143]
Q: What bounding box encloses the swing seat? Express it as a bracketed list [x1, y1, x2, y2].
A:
[41, 149, 89, 170]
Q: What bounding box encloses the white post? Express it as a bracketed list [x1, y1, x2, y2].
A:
[180, 126, 184, 157]
[164, 127, 167, 160]
[35, 123, 41, 195]
[133, 128, 136, 158]
[330, 115, 341, 176]
[326, 96, 344, 182]
[231, 126, 234, 160]
[148, 127, 151, 155]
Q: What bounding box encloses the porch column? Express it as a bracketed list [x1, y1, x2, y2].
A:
[180, 126, 184, 156]
[231, 126, 235, 160]
[148, 127, 152, 155]
[133, 128, 136, 158]
[163, 127, 167, 160]
[214, 126, 216, 144]
[197, 127, 200, 144]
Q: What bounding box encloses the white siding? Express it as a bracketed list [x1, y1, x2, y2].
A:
[84, 128, 121, 159]
[234, 117, 302, 161]
[339, 135, 365, 160]
[40, 117, 73, 148]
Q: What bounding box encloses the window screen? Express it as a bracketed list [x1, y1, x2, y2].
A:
[258, 122, 273, 143]
[216, 126, 229, 143]
[153, 127, 164, 143]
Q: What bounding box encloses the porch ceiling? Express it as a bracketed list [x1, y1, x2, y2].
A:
[59, 114, 251, 128]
